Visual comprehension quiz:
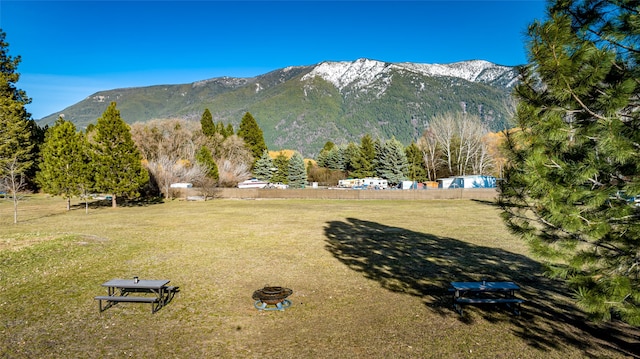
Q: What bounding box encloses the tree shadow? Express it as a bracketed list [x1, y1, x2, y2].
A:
[70, 196, 165, 210]
[324, 217, 640, 357]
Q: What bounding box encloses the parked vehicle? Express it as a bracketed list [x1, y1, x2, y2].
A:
[266, 182, 289, 189]
[237, 178, 269, 189]
[338, 177, 388, 190]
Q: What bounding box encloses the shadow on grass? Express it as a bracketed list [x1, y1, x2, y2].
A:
[13, 197, 165, 223]
[70, 196, 165, 210]
[324, 217, 640, 357]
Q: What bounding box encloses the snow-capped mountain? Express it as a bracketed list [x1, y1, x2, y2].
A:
[39, 59, 519, 156]
[302, 58, 518, 92]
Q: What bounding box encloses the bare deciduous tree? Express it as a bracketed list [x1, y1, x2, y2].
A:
[427, 112, 492, 177]
[429, 113, 457, 176]
[417, 128, 443, 181]
[131, 119, 204, 161]
[195, 177, 220, 201]
[146, 155, 209, 199]
[456, 116, 488, 176]
[131, 119, 254, 189]
[0, 157, 29, 224]
[217, 159, 252, 188]
[216, 135, 254, 167]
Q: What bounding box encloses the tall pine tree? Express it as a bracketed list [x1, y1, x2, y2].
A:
[271, 151, 289, 184]
[350, 134, 376, 178]
[200, 108, 215, 137]
[499, 0, 640, 325]
[195, 145, 219, 182]
[91, 102, 149, 208]
[287, 152, 307, 188]
[375, 137, 408, 186]
[405, 142, 428, 182]
[0, 30, 34, 223]
[37, 117, 93, 211]
[225, 123, 234, 137]
[237, 112, 267, 163]
[253, 149, 275, 181]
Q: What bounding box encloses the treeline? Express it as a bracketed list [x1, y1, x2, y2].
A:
[0, 28, 505, 224]
[309, 112, 505, 186]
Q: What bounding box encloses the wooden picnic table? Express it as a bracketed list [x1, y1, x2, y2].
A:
[95, 278, 177, 313]
[450, 281, 523, 315]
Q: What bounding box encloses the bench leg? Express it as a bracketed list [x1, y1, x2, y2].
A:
[512, 302, 521, 316]
[97, 298, 117, 313]
[151, 300, 162, 314]
[453, 303, 463, 316]
[98, 298, 112, 313]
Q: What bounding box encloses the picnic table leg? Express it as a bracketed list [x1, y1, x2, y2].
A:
[453, 289, 463, 315]
[98, 298, 113, 313]
[511, 301, 521, 316]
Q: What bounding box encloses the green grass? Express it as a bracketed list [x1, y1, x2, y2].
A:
[0, 196, 638, 358]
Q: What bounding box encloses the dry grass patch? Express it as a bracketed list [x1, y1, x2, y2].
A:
[0, 196, 638, 358]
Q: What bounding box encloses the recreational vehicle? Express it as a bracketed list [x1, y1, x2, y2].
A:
[338, 177, 388, 190]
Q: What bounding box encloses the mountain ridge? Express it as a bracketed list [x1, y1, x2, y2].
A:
[39, 58, 519, 157]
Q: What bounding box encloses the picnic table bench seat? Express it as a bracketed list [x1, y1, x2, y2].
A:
[454, 297, 524, 304]
[95, 295, 160, 313]
[97, 278, 179, 313]
[453, 297, 524, 315]
[450, 281, 524, 316]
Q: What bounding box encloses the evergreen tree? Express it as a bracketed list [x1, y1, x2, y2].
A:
[271, 151, 289, 183]
[316, 141, 336, 168]
[37, 117, 93, 210]
[351, 134, 376, 178]
[76, 131, 95, 213]
[375, 137, 408, 186]
[237, 112, 267, 162]
[405, 142, 428, 182]
[321, 141, 335, 152]
[498, 0, 640, 325]
[287, 152, 307, 188]
[225, 123, 234, 137]
[200, 108, 215, 137]
[253, 149, 275, 181]
[195, 145, 219, 182]
[0, 30, 34, 223]
[91, 102, 149, 208]
[342, 142, 360, 174]
[23, 119, 46, 191]
[324, 146, 345, 171]
[216, 121, 227, 137]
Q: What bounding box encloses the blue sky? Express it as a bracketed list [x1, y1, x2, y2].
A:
[0, 0, 547, 120]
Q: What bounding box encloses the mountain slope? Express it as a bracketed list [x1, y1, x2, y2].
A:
[39, 59, 518, 156]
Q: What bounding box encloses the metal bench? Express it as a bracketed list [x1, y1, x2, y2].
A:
[454, 297, 524, 315]
[95, 295, 160, 313]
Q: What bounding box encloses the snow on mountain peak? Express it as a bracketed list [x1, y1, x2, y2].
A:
[301, 58, 389, 91]
[401, 60, 511, 83]
[302, 58, 513, 92]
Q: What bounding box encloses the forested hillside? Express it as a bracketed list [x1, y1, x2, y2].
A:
[39, 59, 518, 157]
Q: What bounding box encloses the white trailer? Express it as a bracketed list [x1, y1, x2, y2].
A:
[449, 175, 496, 188]
[358, 177, 388, 189]
[437, 177, 457, 189]
[338, 177, 388, 189]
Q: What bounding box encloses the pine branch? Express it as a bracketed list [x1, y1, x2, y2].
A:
[563, 76, 609, 121]
[544, 159, 563, 169]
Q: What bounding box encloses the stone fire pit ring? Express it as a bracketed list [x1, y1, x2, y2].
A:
[252, 286, 293, 311]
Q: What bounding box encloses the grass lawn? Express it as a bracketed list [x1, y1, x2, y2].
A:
[0, 195, 638, 358]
